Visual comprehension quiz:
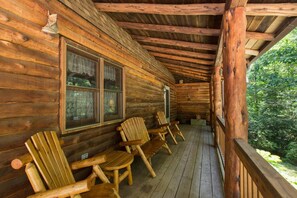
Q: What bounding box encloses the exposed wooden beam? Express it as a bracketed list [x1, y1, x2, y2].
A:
[143, 45, 215, 60]
[96, 3, 297, 16]
[162, 63, 212, 75]
[245, 48, 259, 56]
[246, 4, 297, 17]
[167, 69, 210, 81]
[132, 35, 217, 51]
[95, 3, 225, 15]
[117, 21, 220, 36]
[166, 68, 211, 78]
[157, 58, 213, 71]
[119, 21, 274, 41]
[246, 32, 274, 41]
[149, 52, 214, 65]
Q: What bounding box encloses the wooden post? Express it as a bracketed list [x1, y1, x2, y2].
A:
[209, 76, 213, 128]
[213, 65, 222, 146]
[223, 7, 248, 198]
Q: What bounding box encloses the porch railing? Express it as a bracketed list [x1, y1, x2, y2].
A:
[215, 116, 225, 178]
[215, 116, 297, 198]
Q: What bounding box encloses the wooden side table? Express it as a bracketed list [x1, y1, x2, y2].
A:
[101, 151, 134, 193]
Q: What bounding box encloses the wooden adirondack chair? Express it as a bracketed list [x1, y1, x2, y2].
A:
[11, 131, 119, 198]
[156, 111, 185, 145]
[117, 117, 172, 177]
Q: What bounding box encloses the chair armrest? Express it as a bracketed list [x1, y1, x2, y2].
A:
[119, 139, 144, 146]
[148, 128, 166, 134]
[170, 120, 179, 125]
[71, 155, 106, 170]
[158, 123, 170, 127]
[27, 179, 91, 198]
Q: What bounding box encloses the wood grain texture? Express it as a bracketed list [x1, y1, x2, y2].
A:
[176, 83, 210, 123]
[235, 139, 297, 198]
[223, 7, 248, 198]
[96, 3, 297, 16]
[0, 0, 177, 197]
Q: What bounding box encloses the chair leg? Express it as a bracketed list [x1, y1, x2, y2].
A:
[136, 145, 156, 177]
[175, 124, 185, 141]
[127, 165, 133, 185]
[167, 126, 178, 144]
[114, 170, 119, 193]
[92, 165, 110, 183]
[163, 143, 172, 155]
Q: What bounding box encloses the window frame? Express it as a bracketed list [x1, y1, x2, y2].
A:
[60, 38, 125, 134]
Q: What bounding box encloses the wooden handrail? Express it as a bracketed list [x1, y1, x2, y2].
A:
[216, 116, 225, 133]
[234, 139, 297, 198]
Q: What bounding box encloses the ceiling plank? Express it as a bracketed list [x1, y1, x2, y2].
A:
[164, 64, 212, 76]
[161, 62, 212, 73]
[149, 52, 214, 65]
[95, 3, 297, 16]
[117, 21, 220, 36]
[143, 45, 215, 60]
[119, 21, 274, 41]
[95, 3, 225, 15]
[132, 35, 217, 51]
[167, 69, 210, 81]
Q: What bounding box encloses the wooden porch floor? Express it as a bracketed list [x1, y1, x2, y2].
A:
[118, 124, 224, 198]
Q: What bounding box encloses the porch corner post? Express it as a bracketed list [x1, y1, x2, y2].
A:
[209, 75, 214, 129]
[214, 65, 222, 147]
[223, 7, 248, 198]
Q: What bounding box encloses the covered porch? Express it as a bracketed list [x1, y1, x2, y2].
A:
[0, 0, 297, 197]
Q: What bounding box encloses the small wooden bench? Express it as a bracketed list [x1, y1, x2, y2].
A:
[117, 117, 172, 177]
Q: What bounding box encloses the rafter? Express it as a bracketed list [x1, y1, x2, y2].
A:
[95, 3, 225, 15]
[162, 63, 212, 74]
[167, 69, 210, 81]
[133, 35, 258, 56]
[118, 22, 274, 41]
[160, 61, 212, 72]
[117, 21, 220, 36]
[164, 65, 212, 77]
[95, 3, 297, 16]
[132, 35, 217, 51]
[143, 45, 215, 60]
[149, 52, 214, 65]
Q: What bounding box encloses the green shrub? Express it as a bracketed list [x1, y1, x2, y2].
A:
[285, 142, 297, 166]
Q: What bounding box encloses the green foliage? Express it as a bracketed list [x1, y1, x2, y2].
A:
[257, 149, 297, 189]
[247, 28, 297, 165]
[285, 142, 297, 165]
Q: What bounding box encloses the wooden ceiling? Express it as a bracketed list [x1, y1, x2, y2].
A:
[93, 0, 297, 82]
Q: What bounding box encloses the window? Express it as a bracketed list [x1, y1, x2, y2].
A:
[60, 38, 124, 133]
[104, 62, 123, 121]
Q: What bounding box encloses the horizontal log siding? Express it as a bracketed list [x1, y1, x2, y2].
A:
[176, 83, 210, 123]
[0, 0, 176, 197]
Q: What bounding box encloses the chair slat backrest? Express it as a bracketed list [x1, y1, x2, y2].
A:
[156, 111, 168, 125]
[120, 117, 150, 150]
[25, 131, 75, 190]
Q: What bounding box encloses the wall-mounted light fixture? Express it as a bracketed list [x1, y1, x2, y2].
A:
[42, 11, 58, 34]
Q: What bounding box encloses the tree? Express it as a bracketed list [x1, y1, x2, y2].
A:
[247, 28, 297, 165]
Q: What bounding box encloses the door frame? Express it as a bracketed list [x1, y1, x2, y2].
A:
[164, 85, 170, 122]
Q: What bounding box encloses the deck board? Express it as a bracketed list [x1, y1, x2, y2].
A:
[119, 125, 224, 198]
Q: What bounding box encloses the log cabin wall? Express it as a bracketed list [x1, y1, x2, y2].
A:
[0, 0, 176, 197]
[176, 83, 210, 124]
